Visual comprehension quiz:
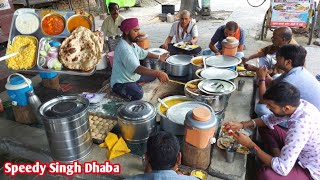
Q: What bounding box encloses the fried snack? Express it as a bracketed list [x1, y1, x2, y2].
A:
[6, 36, 37, 70]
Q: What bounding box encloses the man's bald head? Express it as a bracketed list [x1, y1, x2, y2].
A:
[180, 10, 191, 18]
[272, 27, 293, 46]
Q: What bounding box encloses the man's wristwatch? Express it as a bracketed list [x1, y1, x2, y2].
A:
[249, 145, 260, 156]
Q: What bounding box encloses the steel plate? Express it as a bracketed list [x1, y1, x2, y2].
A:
[198, 79, 236, 95]
[200, 67, 238, 80]
[148, 48, 168, 56]
[205, 55, 241, 68]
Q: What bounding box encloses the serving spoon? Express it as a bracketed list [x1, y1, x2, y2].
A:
[157, 98, 169, 109]
[0, 44, 29, 62]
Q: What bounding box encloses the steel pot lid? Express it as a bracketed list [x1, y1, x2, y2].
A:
[39, 96, 89, 118]
[118, 100, 156, 121]
[200, 67, 238, 80]
[148, 48, 168, 56]
[205, 55, 241, 68]
[166, 101, 213, 125]
[166, 55, 192, 66]
[198, 79, 236, 95]
[185, 110, 217, 129]
[222, 38, 239, 45]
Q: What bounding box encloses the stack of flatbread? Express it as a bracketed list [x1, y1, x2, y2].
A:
[59, 26, 104, 71]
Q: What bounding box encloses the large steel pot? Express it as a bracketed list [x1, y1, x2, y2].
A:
[166, 54, 192, 76]
[191, 56, 208, 79]
[165, 101, 213, 135]
[38, 96, 92, 162]
[117, 100, 156, 144]
[184, 79, 235, 114]
[156, 95, 192, 134]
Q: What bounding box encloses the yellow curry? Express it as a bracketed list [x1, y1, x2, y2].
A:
[191, 57, 204, 67]
[159, 98, 190, 115]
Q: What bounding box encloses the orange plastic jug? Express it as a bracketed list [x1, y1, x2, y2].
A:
[221, 37, 239, 56]
[184, 107, 217, 149]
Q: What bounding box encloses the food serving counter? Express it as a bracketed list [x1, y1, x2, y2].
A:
[6, 8, 102, 76]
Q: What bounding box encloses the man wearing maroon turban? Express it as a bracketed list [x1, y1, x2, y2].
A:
[110, 18, 170, 101]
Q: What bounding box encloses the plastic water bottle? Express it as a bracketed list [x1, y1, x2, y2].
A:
[27, 90, 42, 123]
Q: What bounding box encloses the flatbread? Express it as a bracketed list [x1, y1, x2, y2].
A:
[59, 26, 104, 71]
[217, 137, 235, 149]
[236, 146, 250, 155]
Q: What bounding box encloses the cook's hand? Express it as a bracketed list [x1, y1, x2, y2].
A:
[156, 71, 169, 83]
[159, 52, 170, 62]
[162, 43, 168, 50]
[233, 131, 254, 148]
[257, 66, 268, 79]
[215, 52, 221, 56]
[223, 121, 243, 131]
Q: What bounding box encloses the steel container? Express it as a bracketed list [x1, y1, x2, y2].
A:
[156, 95, 192, 134]
[38, 96, 92, 162]
[117, 100, 156, 144]
[165, 101, 213, 135]
[184, 79, 235, 113]
[166, 55, 192, 76]
[190, 56, 208, 79]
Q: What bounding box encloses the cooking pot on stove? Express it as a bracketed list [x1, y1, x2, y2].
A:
[166, 54, 192, 76]
[117, 100, 156, 143]
[184, 79, 236, 113]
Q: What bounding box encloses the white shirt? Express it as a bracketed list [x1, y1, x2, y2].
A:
[168, 20, 198, 43]
[261, 100, 320, 179]
[101, 14, 124, 38]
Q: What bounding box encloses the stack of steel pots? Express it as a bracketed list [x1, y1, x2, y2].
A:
[38, 96, 92, 162]
[117, 100, 156, 144]
[184, 79, 236, 114]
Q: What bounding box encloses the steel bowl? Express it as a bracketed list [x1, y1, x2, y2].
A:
[41, 13, 66, 36]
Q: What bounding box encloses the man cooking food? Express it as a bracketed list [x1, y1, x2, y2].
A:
[111, 18, 169, 101]
[224, 82, 320, 180]
[161, 10, 201, 55]
[101, 2, 124, 51]
[203, 21, 245, 59]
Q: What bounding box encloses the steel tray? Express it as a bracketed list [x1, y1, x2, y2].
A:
[7, 8, 96, 76]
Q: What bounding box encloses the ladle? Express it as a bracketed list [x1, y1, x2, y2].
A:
[169, 79, 197, 89]
[157, 98, 169, 109]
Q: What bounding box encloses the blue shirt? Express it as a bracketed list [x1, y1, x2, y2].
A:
[110, 38, 148, 87]
[126, 170, 198, 180]
[274, 67, 320, 110]
[210, 25, 245, 50]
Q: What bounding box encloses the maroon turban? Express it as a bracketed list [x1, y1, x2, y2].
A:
[120, 18, 139, 32]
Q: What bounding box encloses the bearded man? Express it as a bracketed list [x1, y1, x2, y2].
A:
[111, 18, 169, 101]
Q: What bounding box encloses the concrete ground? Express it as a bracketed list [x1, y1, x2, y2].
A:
[1, 0, 320, 179]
